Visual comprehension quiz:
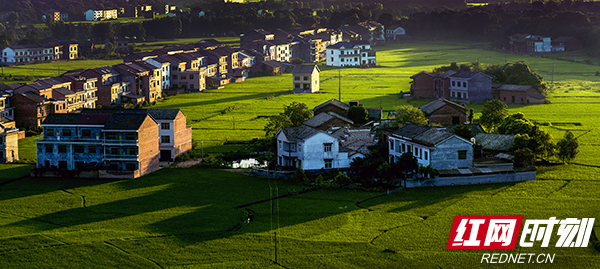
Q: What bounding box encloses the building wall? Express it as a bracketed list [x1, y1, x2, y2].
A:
[300, 132, 344, 170]
[411, 73, 435, 98]
[173, 112, 192, 157]
[495, 90, 529, 104]
[137, 116, 159, 175]
[427, 105, 467, 125]
[466, 74, 492, 103]
[0, 131, 19, 163]
[388, 137, 431, 167]
[430, 137, 473, 169]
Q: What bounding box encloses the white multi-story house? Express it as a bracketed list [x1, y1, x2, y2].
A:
[276, 125, 374, 170]
[326, 42, 376, 67]
[145, 57, 171, 92]
[388, 124, 473, 169]
[85, 9, 118, 21]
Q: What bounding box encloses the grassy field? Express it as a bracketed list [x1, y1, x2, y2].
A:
[133, 37, 240, 52]
[0, 166, 597, 268]
[0, 60, 123, 84]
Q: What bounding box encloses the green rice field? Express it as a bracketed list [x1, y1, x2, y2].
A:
[1, 41, 600, 268]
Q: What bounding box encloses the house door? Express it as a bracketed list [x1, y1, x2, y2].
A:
[160, 150, 172, 161]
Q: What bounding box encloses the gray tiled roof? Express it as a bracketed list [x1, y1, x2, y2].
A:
[419, 98, 466, 115]
[436, 70, 457, 78]
[412, 128, 454, 147]
[450, 71, 483, 79]
[281, 125, 321, 140]
[104, 114, 152, 130]
[493, 84, 533, 92]
[81, 108, 182, 120]
[475, 133, 515, 151]
[43, 113, 80, 125]
[292, 65, 319, 74]
[302, 113, 334, 128]
[527, 92, 546, 99]
[392, 124, 430, 139]
[313, 99, 349, 113]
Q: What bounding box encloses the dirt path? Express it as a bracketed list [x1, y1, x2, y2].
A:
[177, 158, 202, 168]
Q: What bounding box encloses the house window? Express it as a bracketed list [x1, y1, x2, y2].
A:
[58, 145, 67, 153]
[74, 145, 85, 153]
[295, 84, 300, 88]
[82, 129, 91, 137]
[125, 133, 135, 140]
[462, 82, 467, 87]
[126, 163, 136, 171]
[424, 151, 428, 160]
[46, 144, 53, 153]
[324, 143, 332, 152]
[295, 76, 300, 80]
[46, 129, 54, 136]
[161, 123, 170, 130]
[106, 133, 117, 140]
[324, 159, 333, 169]
[452, 81, 455, 87]
[126, 147, 136, 155]
[458, 150, 467, 160]
[63, 129, 72, 136]
[89, 145, 96, 154]
[172, 75, 177, 79]
[161, 136, 171, 143]
[389, 140, 393, 150]
[452, 116, 460, 125]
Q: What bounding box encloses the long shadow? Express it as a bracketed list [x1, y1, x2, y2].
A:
[1, 168, 514, 248]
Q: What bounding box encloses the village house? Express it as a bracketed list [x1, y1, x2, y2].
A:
[10, 92, 66, 128]
[386, 25, 406, 41]
[0, 90, 15, 123]
[36, 112, 158, 178]
[388, 124, 474, 169]
[342, 21, 385, 46]
[474, 133, 515, 158]
[446, 71, 493, 103]
[433, 70, 457, 99]
[302, 112, 354, 131]
[551, 37, 583, 52]
[492, 84, 546, 105]
[326, 41, 376, 67]
[81, 109, 192, 162]
[313, 99, 350, 118]
[80, 66, 132, 107]
[276, 125, 373, 170]
[85, 9, 118, 21]
[509, 34, 552, 53]
[113, 62, 161, 104]
[0, 124, 20, 163]
[410, 71, 436, 98]
[292, 65, 320, 93]
[419, 98, 467, 126]
[144, 57, 172, 92]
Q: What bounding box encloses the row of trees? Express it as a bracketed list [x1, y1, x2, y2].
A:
[479, 99, 579, 165]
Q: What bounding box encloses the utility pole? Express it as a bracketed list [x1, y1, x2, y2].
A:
[338, 68, 341, 101]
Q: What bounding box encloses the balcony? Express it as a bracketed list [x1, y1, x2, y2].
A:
[104, 154, 139, 161]
[104, 138, 138, 145]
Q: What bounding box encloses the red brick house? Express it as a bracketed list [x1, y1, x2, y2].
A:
[419, 98, 467, 126]
[492, 84, 545, 105]
[410, 71, 436, 98]
[433, 70, 457, 99]
[10, 92, 66, 128]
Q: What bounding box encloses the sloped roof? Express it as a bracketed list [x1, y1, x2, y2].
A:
[280, 125, 321, 140]
[43, 113, 80, 125]
[52, 87, 76, 97]
[419, 98, 467, 115]
[552, 36, 575, 44]
[392, 124, 430, 139]
[302, 111, 353, 128]
[146, 109, 181, 120]
[450, 71, 489, 79]
[411, 71, 435, 79]
[475, 133, 515, 151]
[528, 92, 546, 99]
[292, 65, 319, 74]
[327, 42, 356, 49]
[16, 92, 47, 103]
[313, 99, 349, 113]
[412, 128, 455, 147]
[436, 70, 458, 78]
[76, 114, 112, 125]
[81, 108, 183, 120]
[493, 84, 534, 92]
[104, 114, 153, 130]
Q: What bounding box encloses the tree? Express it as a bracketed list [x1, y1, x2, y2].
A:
[393, 105, 428, 125]
[348, 106, 369, 124]
[7, 12, 19, 28]
[467, 108, 474, 124]
[479, 99, 507, 132]
[452, 124, 472, 140]
[498, 113, 534, 135]
[556, 131, 579, 163]
[283, 102, 312, 126]
[513, 148, 535, 167]
[264, 102, 312, 137]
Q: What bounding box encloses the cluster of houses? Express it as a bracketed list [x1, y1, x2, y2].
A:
[40, 4, 178, 23]
[508, 34, 582, 54]
[276, 98, 517, 177]
[410, 70, 546, 105]
[2, 38, 80, 64]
